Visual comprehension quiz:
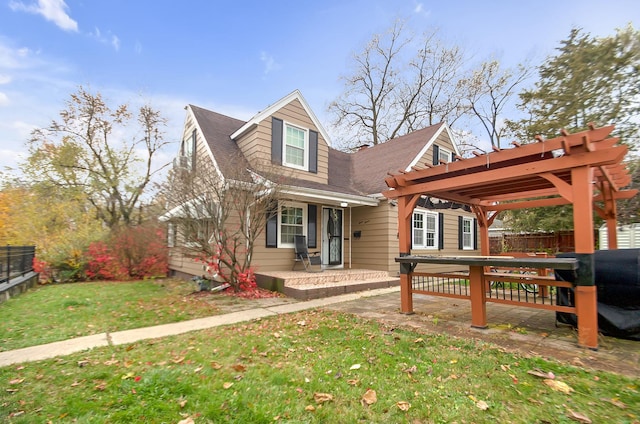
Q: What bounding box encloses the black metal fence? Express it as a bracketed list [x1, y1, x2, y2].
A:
[0, 245, 36, 284]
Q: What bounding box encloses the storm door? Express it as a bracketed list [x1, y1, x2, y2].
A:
[322, 207, 343, 266]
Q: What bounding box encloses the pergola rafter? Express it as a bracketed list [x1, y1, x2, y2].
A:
[383, 124, 637, 349]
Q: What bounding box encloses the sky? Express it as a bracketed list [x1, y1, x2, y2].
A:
[1, 0, 639, 175]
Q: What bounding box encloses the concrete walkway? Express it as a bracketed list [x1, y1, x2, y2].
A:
[0, 287, 399, 368]
[1, 286, 638, 377]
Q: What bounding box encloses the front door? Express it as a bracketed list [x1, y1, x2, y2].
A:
[322, 207, 343, 267]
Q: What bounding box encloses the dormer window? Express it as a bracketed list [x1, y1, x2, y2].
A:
[179, 130, 197, 171]
[283, 123, 308, 170]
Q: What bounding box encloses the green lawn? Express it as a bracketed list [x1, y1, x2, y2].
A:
[1, 310, 638, 423]
[0, 279, 248, 351]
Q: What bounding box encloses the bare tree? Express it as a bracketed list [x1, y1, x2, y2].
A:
[161, 153, 282, 291]
[461, 60, 533, 149]
[329, 21, 470, 149]
[25, 86, 169, 228]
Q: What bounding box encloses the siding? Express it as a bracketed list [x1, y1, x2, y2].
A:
[350, 203, 397, 273]
[236, 99, 329, 184]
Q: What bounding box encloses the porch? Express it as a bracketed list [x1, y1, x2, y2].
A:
[255, 268, 399, 301]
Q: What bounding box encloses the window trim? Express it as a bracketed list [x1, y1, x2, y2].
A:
[412, 209, 439, 250]
[462, 216, 474, 250]
[282, 121, 309, 171]
[278, 201, 307, 248]
[438, 145, 452, 164]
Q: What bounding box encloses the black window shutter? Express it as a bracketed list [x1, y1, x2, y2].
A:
[265, 203, 278, 248]
[438, 212, 444, 250]
[309, 130, 318, 173]
[473, 218, 478, 250]
[271, 117, 283, 165]
[433, 145, 440, 165]
[451, 151, 456, 162]
[307, 205, 317, 248]
[458, 216, 463, 250]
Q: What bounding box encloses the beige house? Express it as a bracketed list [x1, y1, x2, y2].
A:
[164, 90, 479, 280]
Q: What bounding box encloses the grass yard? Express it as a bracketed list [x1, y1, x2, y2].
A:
[1, 310, 638, 423]
[0, 279, 250, 351]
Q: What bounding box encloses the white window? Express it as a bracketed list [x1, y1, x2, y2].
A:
[279, 202, 306, 247]
[412, 210, 438, 249]
[462, 217, 474, 250]
[167, 223, 176, 248]
[283, 123, 308, 170]
[439, 146, 452, 164]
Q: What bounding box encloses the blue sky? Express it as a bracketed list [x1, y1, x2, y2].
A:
[1, 0, 639, 173]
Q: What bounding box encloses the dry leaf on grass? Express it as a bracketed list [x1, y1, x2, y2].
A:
[396, 401, 411, 411]
[602, 397, 627, 409]
[528, 369, 555, 379]
[232, 364, 246, 372]
[347, 379, 360, 386]
[222, 382, 234, 389]
[567, 409, 592, 423]
[304, 405, 316, 412]
[177, 417, 195, 424]
[313, 392, 333, 404]
[350, 364, 361, 370]
[361, 389, 377, 406]
[476, 400, 489, 410]
[544, 379, 574, 394]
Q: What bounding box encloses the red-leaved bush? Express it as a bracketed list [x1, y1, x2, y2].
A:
[85, 224, 168, 280]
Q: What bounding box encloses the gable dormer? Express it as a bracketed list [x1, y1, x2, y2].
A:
[230, 91, 330, 185]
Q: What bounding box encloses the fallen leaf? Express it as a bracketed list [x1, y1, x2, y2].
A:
[396, 401, 411, 411]
[361, 388, 377, 406]
[70, 380, 83, 387]
[350, 364, 361, 370]
[232, 364, 246, 372]
[544, 379, 574, 394]
[177, 418, 195, 424]
[500, 364, 510, 372]
[305, 405, 316, 412]
[313, 392, 333, 404]
[297, 320, 306, 326]
[172, 356, 185, 364]
[211, 362, 222, 370]
[414, 338, 424, 343]
[450, 359, 458, 364]
[179, 399, 188, 408]
[571, 358, 585, 367]
[476, 400, 489, 410]
[77, 360, 89, 368]
[403, 365, 417, 374]
[6, 388, 18, 393]
[222, 382, 234, 389]
[273, 332, 281, 338]
[528, 369, 555, 379]
[9, 378, 24, 385]
[121, 372, 135, 380]
[602, 397, 627, 409]
[94, 381, 107, 391]
[347, 379, 360, 386]
[567, 409, 592, 423]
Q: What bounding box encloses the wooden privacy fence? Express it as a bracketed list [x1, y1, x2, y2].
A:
[489, 231, 600, 255]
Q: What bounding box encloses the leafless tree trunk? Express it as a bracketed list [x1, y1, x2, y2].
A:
[162, 154, 282, 291]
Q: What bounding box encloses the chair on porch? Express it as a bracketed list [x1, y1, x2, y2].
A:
[293, 235, 322, 272]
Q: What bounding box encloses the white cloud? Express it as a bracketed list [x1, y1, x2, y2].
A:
[0, 74, 12, 84]
[0, 92, 9, 106]
[260, 51, 282, 75]
[112, 35, 120, 51]
[413, 2, 431, 17]
[90, 27, 121, 52]
[9, 0, 78, 32]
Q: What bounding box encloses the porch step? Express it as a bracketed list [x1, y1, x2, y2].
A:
[283, 277, 400, 301]
[255, 269, 400, 301]
[283, 269, 391, 286]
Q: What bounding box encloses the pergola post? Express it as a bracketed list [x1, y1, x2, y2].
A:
[397, 195, 419, 314]
[572, 166, 598, 349]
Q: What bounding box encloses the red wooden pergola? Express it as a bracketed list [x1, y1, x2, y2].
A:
[383, 124, 637, 349]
